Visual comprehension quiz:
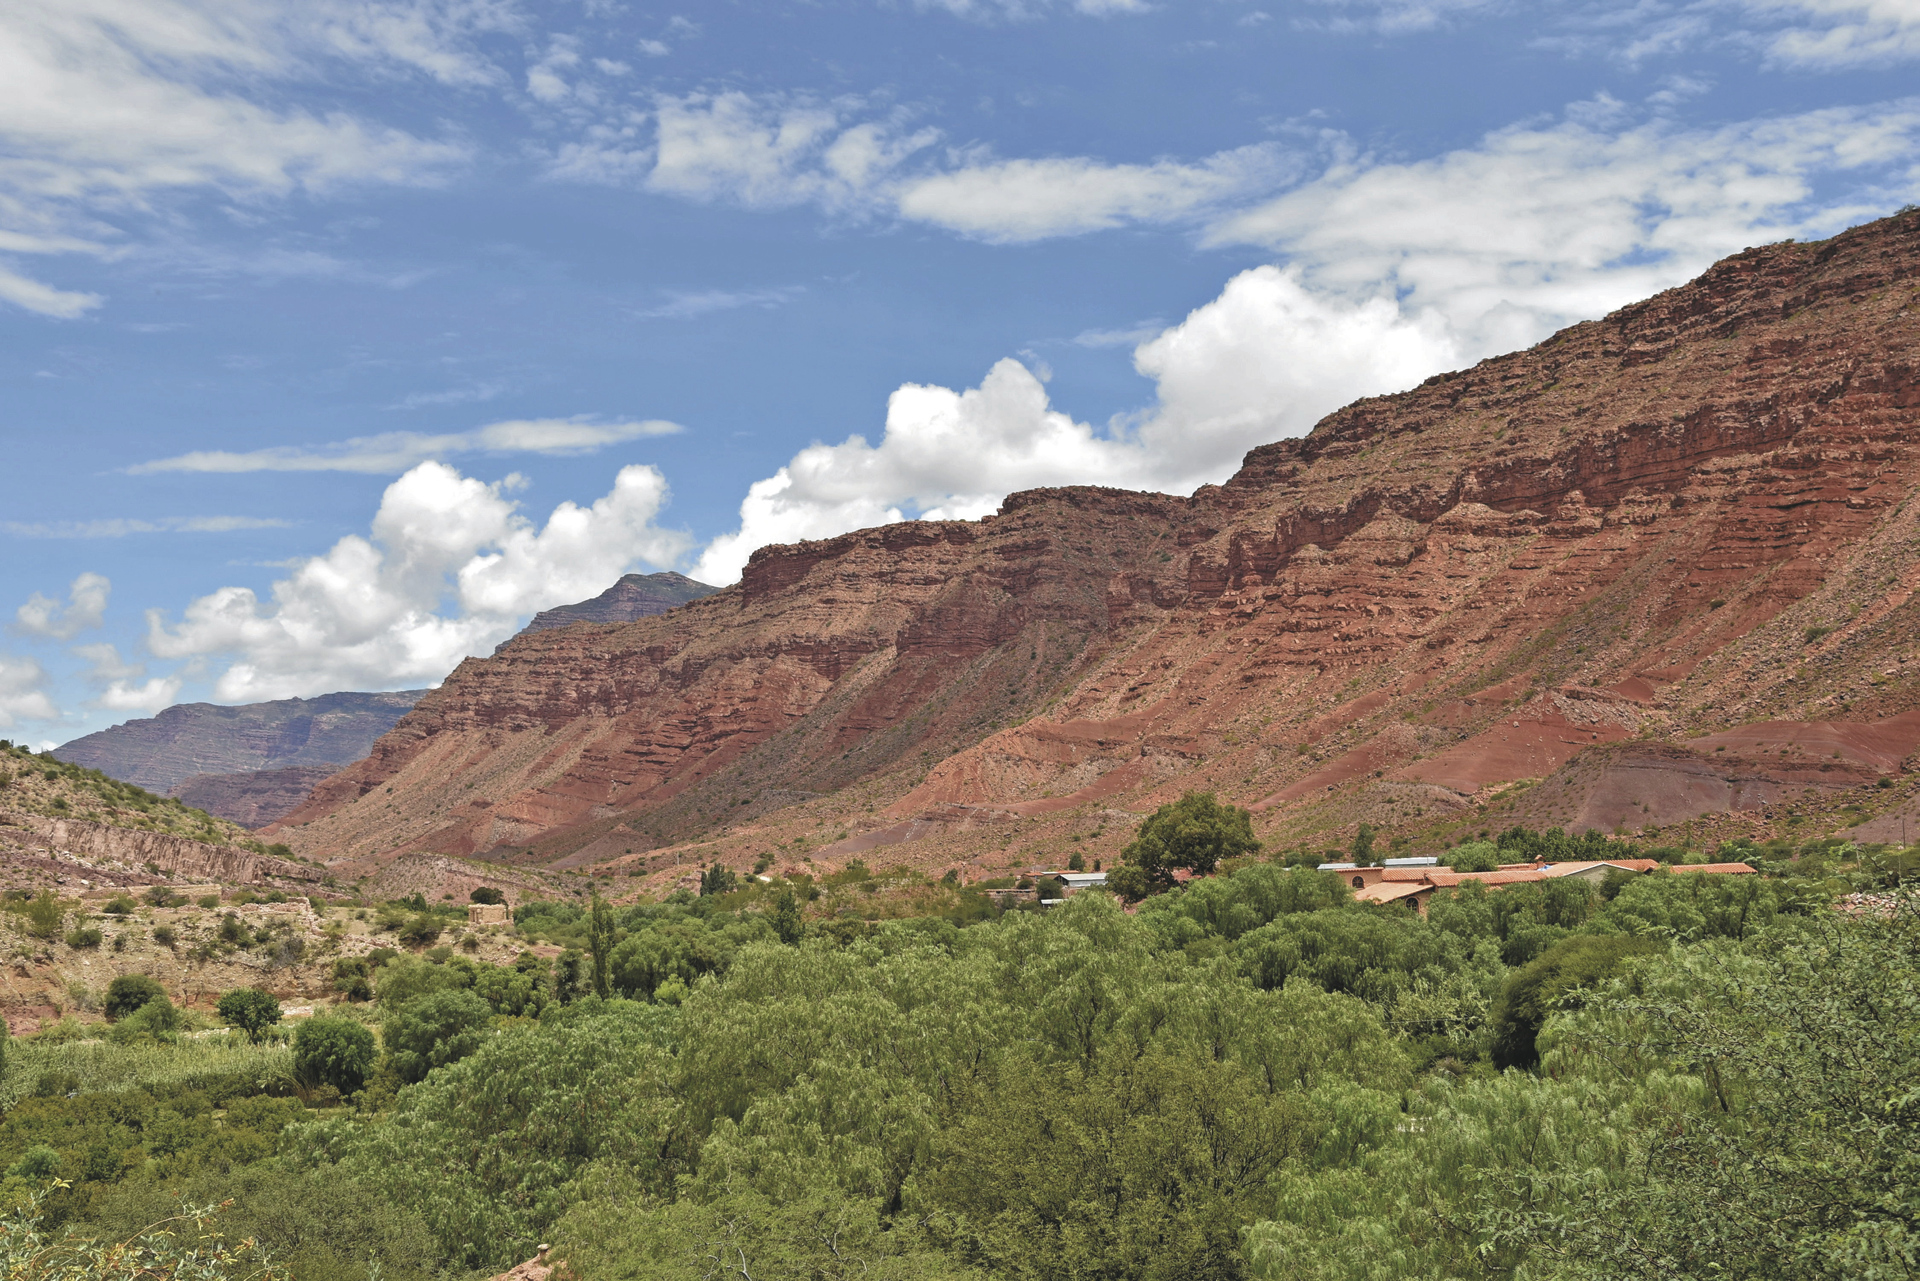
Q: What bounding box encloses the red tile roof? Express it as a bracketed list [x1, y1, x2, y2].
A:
[1425, 869, 1549, 887]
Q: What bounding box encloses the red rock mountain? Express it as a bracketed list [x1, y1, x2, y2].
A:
[276, 211, 1920, 878]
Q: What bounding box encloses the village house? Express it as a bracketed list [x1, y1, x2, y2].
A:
[1320, 856, 1757, 915]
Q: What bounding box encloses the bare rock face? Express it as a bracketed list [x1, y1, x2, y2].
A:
[0, 811, 318, 885]
[55, 691, 426, 795]
[277, 210, 1920, 867]
[173, 766, 341, 830]
[515, 571, 719, 637]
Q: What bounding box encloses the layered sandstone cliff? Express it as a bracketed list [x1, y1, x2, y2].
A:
[278, 211, 1920, 873]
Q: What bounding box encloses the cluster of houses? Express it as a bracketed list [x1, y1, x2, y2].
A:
[979, 856, 1759, 912]
[1326, 855, 1757, 914]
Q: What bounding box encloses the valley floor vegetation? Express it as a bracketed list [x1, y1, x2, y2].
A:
[0, 802, 1914, 1281]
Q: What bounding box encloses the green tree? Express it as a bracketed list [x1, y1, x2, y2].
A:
[216, 987, 283, 1043]
[376, 955, 467, 1008]
[1442, 840, 1501, 872]
[588, 893, 614, 1000]
[294, 1015, 378, 1095]
[610, 922, 727, 1000]
[103, 974, 167, 1022]
[468, 886, 505, 905]
[698, 864, 738, 897]
[1119, 791, 1261, 893]
[1352, 822, 1376, 864]
[771, 887, 803, 945]
[1106, 862, 1152, 902]
[382, 988, 493, 1083]
[554, 949, 588, 1003]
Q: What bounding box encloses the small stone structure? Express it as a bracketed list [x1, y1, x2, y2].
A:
[468, 902, 509, 926]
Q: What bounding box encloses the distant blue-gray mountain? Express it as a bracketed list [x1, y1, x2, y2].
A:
[54, 689, 427, 797]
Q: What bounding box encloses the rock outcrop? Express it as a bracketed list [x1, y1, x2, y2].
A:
[277, 211, 1920, 869]
[0, 811, 319, 885]
[515, 571, 719, 636]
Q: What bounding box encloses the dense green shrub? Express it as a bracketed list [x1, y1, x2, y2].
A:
[397, 913, 442, 947]
[331, 957, 373, 1002]
[103, 975, 167, 1023]
[293, 1017, 376, 1095]
[1489, 932, 1665, 1069]
[292, 1002, 680, 1269]
[0, 820, 1886, 1281]
[85, 1164, 437, 1281]
[381, 988, 493, 1083]
[108, 997, 182, 1045]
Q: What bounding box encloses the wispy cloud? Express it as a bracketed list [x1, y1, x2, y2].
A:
[1070, 322, 1165, 348]
[0, 0, 493, 318]
[387, 382, 508, 410]
[630, 287, 802, 320]
[127, 416, 685, 475]
[4, 517, 295, 538]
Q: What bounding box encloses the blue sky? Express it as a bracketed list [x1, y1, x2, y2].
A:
[3, 0, 1918, 747]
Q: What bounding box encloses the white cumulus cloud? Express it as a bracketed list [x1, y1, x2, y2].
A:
[0, 655, 58, 728]
[14, 573, 110, 640]
[693, 268, 1457, 583]
[128, 417, 682, 475]
[146, 460, 690, 701]
[96, 676, 186, 714]
[72, 642, 182, 714]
